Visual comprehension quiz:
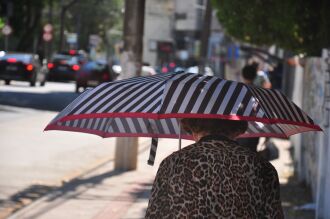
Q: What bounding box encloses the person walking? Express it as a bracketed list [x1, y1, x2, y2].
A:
[253, 61, 272, 89]
[145, 118, 284, 218]
[237, 64, 261, 152]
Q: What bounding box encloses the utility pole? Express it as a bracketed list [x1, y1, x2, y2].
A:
[4, 0, 13, 51]
[198, 0, 212, 74]
[58, 0, 79, 51]
[46, 0, 53, 60]
[114, 0, 145, 171]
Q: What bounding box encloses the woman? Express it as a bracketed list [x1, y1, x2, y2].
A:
[145, 118, 284, 218]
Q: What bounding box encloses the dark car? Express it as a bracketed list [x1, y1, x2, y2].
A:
[47, 53, 81, 82]
[57, 50, 88, 65]
[0, 52, 46, 86]
[75, 60, 114, 92]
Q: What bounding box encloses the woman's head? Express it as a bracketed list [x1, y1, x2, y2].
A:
[180, 118, 248, 140]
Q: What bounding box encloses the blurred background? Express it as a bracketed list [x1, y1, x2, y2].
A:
[0, 0, 330, 218]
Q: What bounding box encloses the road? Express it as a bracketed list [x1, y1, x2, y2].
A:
[0, 81, 133, 217]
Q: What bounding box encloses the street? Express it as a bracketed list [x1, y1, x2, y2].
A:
[0, 81, 126, 217]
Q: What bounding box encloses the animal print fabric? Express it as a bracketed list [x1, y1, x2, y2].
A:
[145, 135, 284, 219]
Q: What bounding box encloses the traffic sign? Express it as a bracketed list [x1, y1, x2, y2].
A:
[2, 25, 12, 35]
[43, 32, 52, 41]
[67, 33, 77, 44]
[43, 24, 53, 33]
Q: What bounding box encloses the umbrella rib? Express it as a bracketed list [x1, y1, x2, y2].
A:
[273, 123, 288, 137]
[103, 118, 114, 137]
[244, 85, 271, 120]
[155, 73, 181, 118]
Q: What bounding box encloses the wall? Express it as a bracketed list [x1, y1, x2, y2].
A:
[174, 0, 199, 31]
[143, 0, 174, 66]
[315, 50, 330, 219]
[292, 54, 330, 218]
[290, 57, 304, 180]
[301, 58, 325, 196]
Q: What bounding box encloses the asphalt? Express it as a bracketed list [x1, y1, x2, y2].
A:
[7, 137, 310, 219]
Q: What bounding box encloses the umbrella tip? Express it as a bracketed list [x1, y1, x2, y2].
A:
[147, 160, 154, 166]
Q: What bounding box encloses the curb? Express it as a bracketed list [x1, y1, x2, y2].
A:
[7, 140, 151, 219]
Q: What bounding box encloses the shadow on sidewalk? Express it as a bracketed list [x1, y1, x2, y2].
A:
[0, 90, 79, 112]
[0, 184, 57, 217]
[280, 174, 315, 219]
[0, 169, 125, 218]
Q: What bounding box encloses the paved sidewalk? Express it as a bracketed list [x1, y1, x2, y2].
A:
[8, 137, 309, 219]
[8, 138, 191, 219]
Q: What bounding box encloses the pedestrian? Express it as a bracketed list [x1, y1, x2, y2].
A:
[241, 63, 258, 85]
[252, 62, 272, 89]
[145, 118, 284, 218]
[237, 64, 260, 152]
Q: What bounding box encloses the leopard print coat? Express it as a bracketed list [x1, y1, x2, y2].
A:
[145, 135, 284, 219]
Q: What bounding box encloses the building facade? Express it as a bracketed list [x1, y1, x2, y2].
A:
[143, 0, 174, 67]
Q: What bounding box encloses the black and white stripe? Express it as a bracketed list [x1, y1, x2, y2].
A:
[147, 138, 159, 166]
[58, 116, 310, 139]
[48, 72, 319, 139]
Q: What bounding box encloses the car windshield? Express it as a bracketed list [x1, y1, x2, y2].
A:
[0, 54, 32, 63]
[82, 61, 105, 71]
[58, 51, 87, 63]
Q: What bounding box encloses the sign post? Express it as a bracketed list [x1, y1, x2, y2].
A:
[2, 24, 12, 51]
[43, 24, 53, 60]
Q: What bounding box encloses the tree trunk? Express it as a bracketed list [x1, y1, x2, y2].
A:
[114, 0, 145, 171]
[58, 0, 79, 51]
[59, 9, 65, 51]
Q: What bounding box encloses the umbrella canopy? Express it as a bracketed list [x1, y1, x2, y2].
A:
[45, 72, 321, 164]
[45, 72, 321, 137]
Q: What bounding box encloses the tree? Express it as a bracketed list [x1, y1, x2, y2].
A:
[212, 0, 330, 56]
[66, 0, 123, 51]
[0, 0, 123, 54]
[0, 0, 46, 52]
[114, 0, 145, 171]
[58, 0, 80, 51]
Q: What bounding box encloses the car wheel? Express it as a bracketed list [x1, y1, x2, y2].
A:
[30, 80, 36, 87]
[75, 84, 80, 93]
[4, 80, 10, 85]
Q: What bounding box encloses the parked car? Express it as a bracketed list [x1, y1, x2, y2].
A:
[0, 52, 46, 86]
[156, 62, 178, 74]
[47, 53, 81, 82]
[57, 50, 88, 65]
[75, 60, 114, 92]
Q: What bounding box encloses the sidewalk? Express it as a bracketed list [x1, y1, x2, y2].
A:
[8, 138, 189, 219]
[8, 138, 313, 219]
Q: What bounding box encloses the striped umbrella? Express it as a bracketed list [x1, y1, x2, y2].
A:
[45, 72, 321, 164]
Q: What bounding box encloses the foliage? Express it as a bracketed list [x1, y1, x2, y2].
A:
[0, 0, 46, 52]
[66, 0, 123, 51]
[0, 0, 123, 54]
[212, 0, 330, 56]
[0, 17, 4, 29]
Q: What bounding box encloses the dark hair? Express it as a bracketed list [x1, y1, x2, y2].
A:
[181, 118, 248, 137]
[242, 64, 257, 81]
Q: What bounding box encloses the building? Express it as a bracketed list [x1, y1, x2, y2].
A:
[143, 0, 175, 68]
[143, 0, 225, 73]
